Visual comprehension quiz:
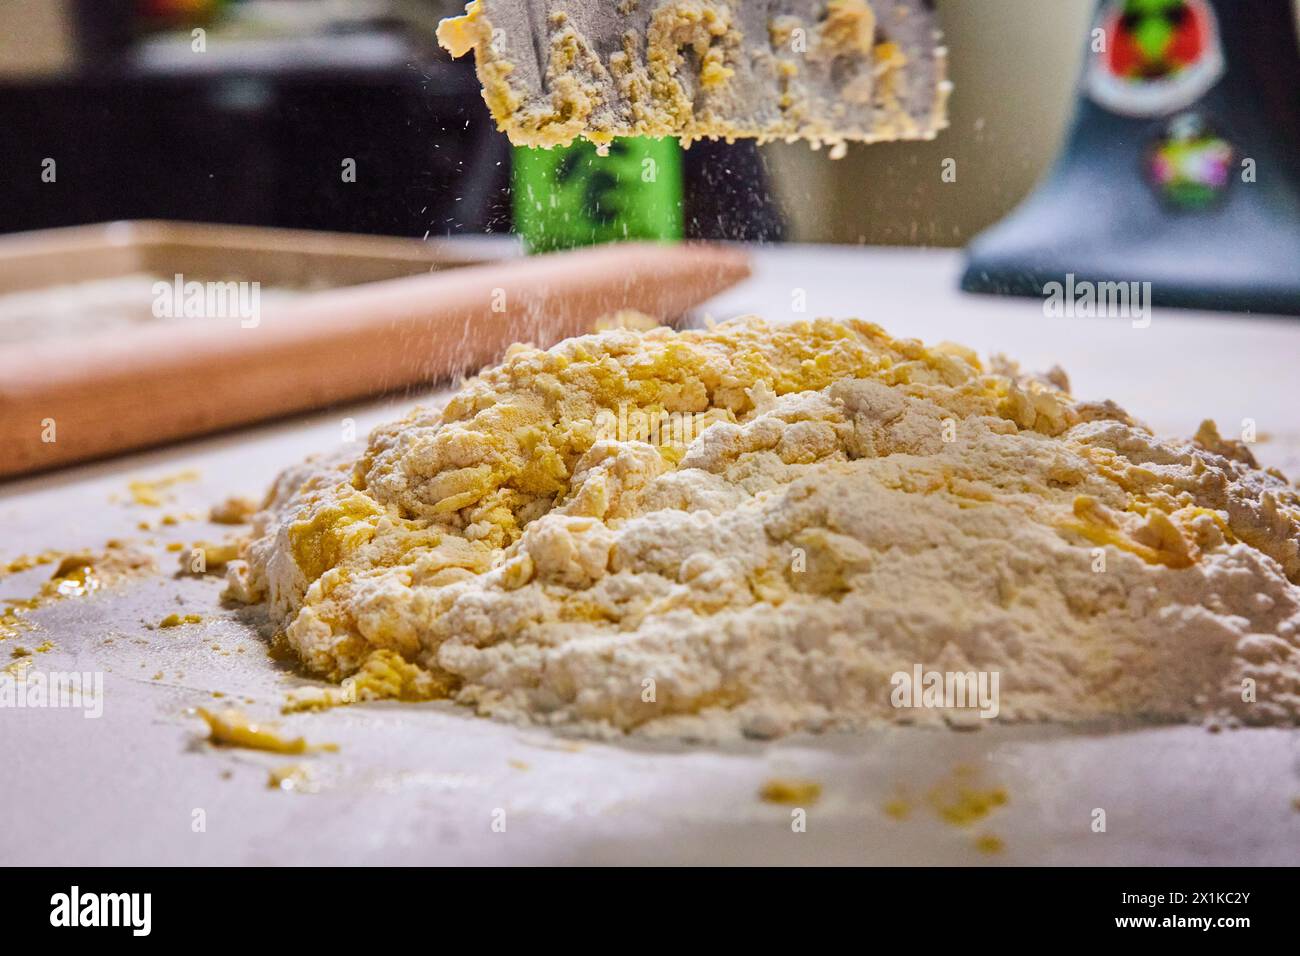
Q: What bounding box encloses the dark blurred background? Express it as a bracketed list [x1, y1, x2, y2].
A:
[0, 0, 785, 242]
[19, 0, 1277, 245]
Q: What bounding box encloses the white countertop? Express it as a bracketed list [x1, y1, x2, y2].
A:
[3, 245, 1299, 866]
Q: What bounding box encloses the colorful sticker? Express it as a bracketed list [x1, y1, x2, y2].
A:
[1147, 112, 1235, 209]
[1087, 0, 1225, 117]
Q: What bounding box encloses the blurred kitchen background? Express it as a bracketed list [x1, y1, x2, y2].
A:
[0, 0, 1102, 246]
[3, 0, 1299, 477]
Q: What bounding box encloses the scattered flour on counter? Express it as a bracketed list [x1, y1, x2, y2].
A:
[224, 318, 1300, 740]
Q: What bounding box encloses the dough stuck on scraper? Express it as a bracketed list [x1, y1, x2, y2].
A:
[437, 0, 949, 153]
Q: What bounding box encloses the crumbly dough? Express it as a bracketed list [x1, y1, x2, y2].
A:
[437, 0, 949, 152]
[196, 707, 334, 754]
[209, 495, 260, 525]
[227, 318, 1300, 739]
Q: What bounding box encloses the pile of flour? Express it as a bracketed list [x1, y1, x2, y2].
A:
[226, 318, 1300, 739]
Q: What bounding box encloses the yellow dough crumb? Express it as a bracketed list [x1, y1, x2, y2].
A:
[759, 778, 822, 805]
[882, 798, 911, 821]
[127, 470, 200, 507]
[195, 707, 336, 755]
[160, 614, 203, 629]
[180, 541, 240, 574]
[930, 786, 1008, 827]
[1, 550, 60, 577]
[974, 834, 1005, 855]
[209, 496, 260, 525]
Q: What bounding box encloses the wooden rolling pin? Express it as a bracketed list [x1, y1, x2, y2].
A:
[0, 242, 750, 478]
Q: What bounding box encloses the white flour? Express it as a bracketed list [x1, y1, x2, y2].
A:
[227, 318, 1300, 739]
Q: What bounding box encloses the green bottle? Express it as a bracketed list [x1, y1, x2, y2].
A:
[512, 138, 684, 253]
